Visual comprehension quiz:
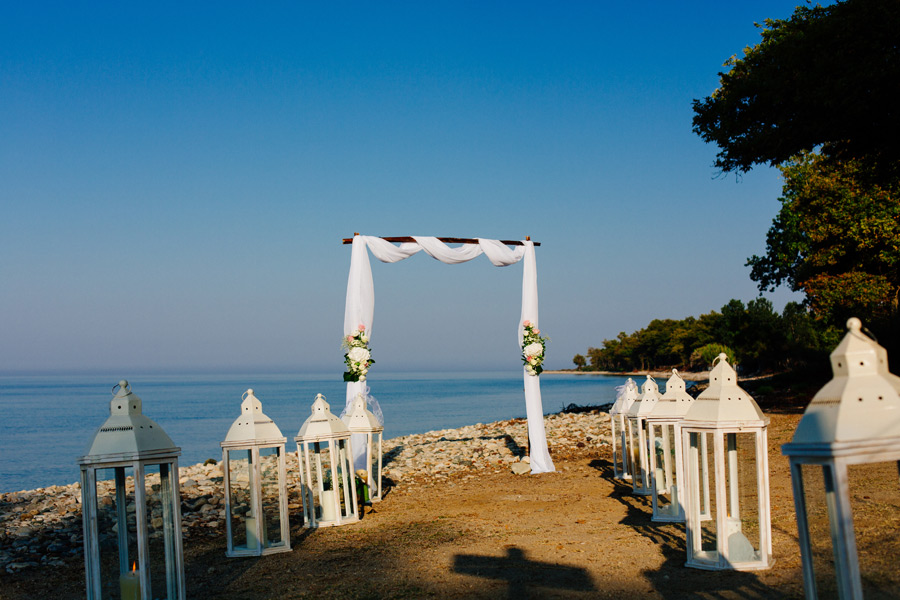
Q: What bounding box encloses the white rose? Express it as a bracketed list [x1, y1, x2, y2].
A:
[350, 330, 360, 338]
[524, 342, 543, 358]
[348, 347, 370, 363]
[361, 335, 369, 343]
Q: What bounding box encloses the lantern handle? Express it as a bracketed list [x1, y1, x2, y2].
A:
[862, 326, 879, 343]
[112, 380, 130, 395]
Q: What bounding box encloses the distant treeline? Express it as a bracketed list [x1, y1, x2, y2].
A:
[573, 299, 837, 375]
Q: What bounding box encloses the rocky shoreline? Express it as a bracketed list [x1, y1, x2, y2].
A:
[545, 369, 711, 381]
[0, 408, 612, 574]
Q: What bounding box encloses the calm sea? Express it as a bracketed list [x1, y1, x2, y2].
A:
[0, 371, 629, 493]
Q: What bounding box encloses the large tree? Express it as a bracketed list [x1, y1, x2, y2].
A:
[692, 0, 900, 180]
[747, 151, 900, 351]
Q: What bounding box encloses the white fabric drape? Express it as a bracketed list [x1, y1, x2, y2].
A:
[343, 235, 554, 474]
[518, 240, 555, 473]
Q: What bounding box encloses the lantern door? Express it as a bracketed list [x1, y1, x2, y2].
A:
[610, 412, 623, 479]
[224, 448, 256, 553]
[789, 454, 900, 599]
[649, 420, 684, 522]
[258, 446, 289, 551]
[618, 414, 633, 480]
[683, 428, 771, 570]
[628, 416, 651, 495]
[81, 461, 184, 600]
[298, 438, 359, 527]
[224, 446, 290, 556]
[361, 430, 383, 502]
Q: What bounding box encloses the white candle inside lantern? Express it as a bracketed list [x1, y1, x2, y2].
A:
[245, 516, 258, 549]
[320, 490, 337, 521]
[120, 563, 140, 600]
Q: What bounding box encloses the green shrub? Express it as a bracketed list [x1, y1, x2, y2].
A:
[690, 343, 737, 369]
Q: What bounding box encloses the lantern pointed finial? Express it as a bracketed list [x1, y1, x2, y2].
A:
[343, 393, 383, 431]
[684, 353, 766, 424]
[81, 381, 178, 463]
[628, 374, 661, 417]
[297, 393, 350, 439]
[652, 368, 694, 418]
[223, 389, 284, 443]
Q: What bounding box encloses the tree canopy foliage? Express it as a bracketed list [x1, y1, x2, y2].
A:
[692, 0, 900, 180]
[747, 151, 900, 351]
[578, 298, 833, 374]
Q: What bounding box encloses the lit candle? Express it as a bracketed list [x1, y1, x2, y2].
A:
[245, 516, 258, 550]
[120, 563, 141, 600]
[320, 490, 337, 522]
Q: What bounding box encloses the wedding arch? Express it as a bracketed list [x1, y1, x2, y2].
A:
[342, 234, 555, 474]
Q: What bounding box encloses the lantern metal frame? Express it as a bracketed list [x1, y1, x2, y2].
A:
[78, 380, 185, 600]
[680, 355, 773, 571]
[782, 318, 900, 599]
[221, 389, 291, 557]
[609, 378, 638, 481]
[626, 376, 661, 495]
[295, 394, 359, 528]
[645, 369, 694, 522]
[342, 393, 384, 503]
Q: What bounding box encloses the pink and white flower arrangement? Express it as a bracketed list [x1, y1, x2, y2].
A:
[343, 324, 374, 382]
[522, 320, 548, 376]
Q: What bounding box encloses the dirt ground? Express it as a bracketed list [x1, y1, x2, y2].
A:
[2, 409, 898, 599]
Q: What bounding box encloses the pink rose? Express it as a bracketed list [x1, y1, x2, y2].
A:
[534, 328, 540, 335]
[523, 320, 531, 327]
[359, 324, 366, 331]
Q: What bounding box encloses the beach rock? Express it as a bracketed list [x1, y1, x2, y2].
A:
[0, 407, 612, 573]
[511, 462, 531, 475]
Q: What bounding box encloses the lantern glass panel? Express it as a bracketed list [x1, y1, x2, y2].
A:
[609, 416, 620, 474]
[628, 420, 647, 490]
[798, 463, 839, 598]
[846, 461, 900, 595]
[313, 441, 335, 521]
[227, 449, 254, 550]
[94, 466, 138, 598]
[618, 416, 631, 478]
[259, 447, 284, 547]
[724, 432, 762, 564]
[143, 463, 178, 600]
[651, 423, 679, 517]
[369, 431, 382, 498]
[687, 432, 717, 558]
[335, 441, 354, 516]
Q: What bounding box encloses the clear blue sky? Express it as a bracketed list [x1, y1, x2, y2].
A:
[1, 1, 813, 374]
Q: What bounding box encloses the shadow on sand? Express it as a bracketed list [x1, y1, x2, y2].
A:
[453, 545, 596, 599]
[590, 458, 792, 599]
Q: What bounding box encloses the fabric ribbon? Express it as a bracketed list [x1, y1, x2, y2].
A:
[343, 235, 554, 474]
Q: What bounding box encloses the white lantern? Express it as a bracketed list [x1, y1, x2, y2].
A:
[78, 380, 185, 600]
[221, 389, 291, 557]
[646, 369, 695, 522]
[609, 378, 639, 480]
[295, 394, 359, 528]
[782, 318, 900, 599]
[680, 354, 773, 570]
[342, 393, 384, 503]
[626, 376, 661, 495]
